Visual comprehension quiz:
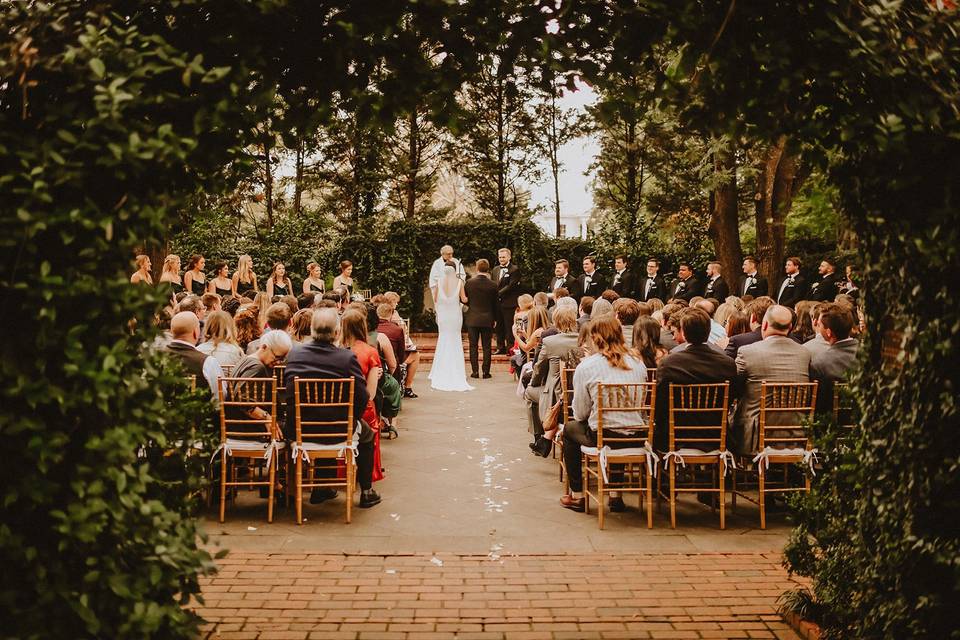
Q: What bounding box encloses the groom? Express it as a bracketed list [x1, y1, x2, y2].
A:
[463, 259, 498, 378]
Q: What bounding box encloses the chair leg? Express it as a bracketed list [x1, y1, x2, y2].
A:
[597, 460, 605, 530]
[646, 468, 654, 529]
[346, 454, 353, 524]
[719, 465, 726, 530]
[583, 458, 590, 515]
[295, 456, 303, 525]
[219, 454, 227, 523]
[669, 461, 676, 529]
[731, 468, 737, 512]
[759, 468, 766, 530]
[267, 455, 276, 524]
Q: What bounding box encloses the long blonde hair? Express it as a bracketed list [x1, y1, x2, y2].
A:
[161, 254, 180, 278]
[253, 292, 272, 328]
[202, 311, 239, 347]
[236, 254, 255, 283]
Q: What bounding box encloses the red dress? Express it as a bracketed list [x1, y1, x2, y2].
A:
[351, 341, 384, 482]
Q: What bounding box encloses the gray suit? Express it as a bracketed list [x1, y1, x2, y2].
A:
[810, 338, 858, 414]
[523, 331, 580, 435]
[732, 335, 812, 455]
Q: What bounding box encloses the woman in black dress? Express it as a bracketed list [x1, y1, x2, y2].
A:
[208, 262, 235, 297]
[233, 254, 258, 299]
[183, 255, 206, 296]
[265, 262, 293, 298]
[333, 259, 355, 295]
[302, 261, 326, 295]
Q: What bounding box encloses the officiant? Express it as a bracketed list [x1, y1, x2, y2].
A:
[429, 245, 466, 294]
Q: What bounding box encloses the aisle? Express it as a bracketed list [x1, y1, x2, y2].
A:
[204, 375, 791, 555]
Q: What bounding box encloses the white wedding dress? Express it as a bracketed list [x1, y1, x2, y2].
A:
[428, 269, 474, 392]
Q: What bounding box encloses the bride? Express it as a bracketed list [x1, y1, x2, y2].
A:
[428, 261, 474, 392]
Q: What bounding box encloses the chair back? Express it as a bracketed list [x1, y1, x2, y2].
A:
[758, 382, 818, 451]
[217, 377, 276, 441]
[272, 364, 287, 399]
[596, 382, 655, 449]
[221, 364, 235, 378]
[401, 317, 411, 340]
[292, 377, 355, 448]
[646, 368, 657, 382]
[356, 289, 372, 300]
[667, 383, 731, 452]
[560, 367, 576, 422]
[832, 382, 857, 431]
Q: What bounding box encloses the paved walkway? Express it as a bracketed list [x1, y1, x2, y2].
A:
[197, 373, 802, 639]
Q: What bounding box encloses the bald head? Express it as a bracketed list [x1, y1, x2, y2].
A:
[170, 311, 200, 343]
[762, 305, 794, 337]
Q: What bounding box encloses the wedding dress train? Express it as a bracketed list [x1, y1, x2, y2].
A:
[428, 271, 474, 392]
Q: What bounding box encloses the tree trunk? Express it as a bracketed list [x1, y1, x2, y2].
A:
[406, 110, 419, 219]
[708, 140, 742, 286]
[550, 92, 562, 237]
[293, 133, 304, 215]
[754, 135, 804, 282]
[496, 75, 506, 221]
[263, 137, 274, 228]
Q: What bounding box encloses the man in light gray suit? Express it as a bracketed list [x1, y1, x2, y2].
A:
[732, 305, 813, 455]
[810, 303, 859, 414]
[524, 306, 581, 457]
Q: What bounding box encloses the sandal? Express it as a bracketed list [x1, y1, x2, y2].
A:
[381, 425, 399, 439]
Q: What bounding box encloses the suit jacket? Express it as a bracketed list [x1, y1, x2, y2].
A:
[528, 331, 580, 423]
[637, 274, 667, 302]
[610, 269, 636, 299]
[463, 274, 499, 328]
[653, 343, 737, 450]
[808, 272, 842, 302]
[283, 340, 369, 441]
[547, 274, 580, 299]
[703, 276, 730, 301]
[492, 263, 521, 308]
[739, 274, 769, 297]
[775, 274, 807, 307]
[810, 338, 858, 414]
[576, 271, 605, 300]
[668, 276, 701, 302]
[732, 335, 812, 455]
[724, 327, 763, 359]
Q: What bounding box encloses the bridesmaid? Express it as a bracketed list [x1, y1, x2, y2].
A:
[233, 254, 259, 298]
[208, 261, 235, 297]
[130, 254, 153, 285]
[158, 254, 183, 296]
[302, 261, 325, 294]
[333, 259, 355, 295]
[183, 255, 206, 296]
[265, 262, 293, 298]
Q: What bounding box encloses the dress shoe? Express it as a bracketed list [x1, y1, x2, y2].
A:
[560, 494, 585, 512]
[310, 488, 337, 504]
[470, 372, 480, 378]
[608, 496, 626, 512]
[359, 489, 382, 508]
[482, 373, 492, 379]
[403, 388, 418, 399]
[533, 436, 553, 458]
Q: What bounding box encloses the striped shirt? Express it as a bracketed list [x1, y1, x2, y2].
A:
[573, 353, 648, 432]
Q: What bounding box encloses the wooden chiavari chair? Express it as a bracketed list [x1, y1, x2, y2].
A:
[292, 377, 356, 524]
[220, 364, 235, 378]
[833, 382, 858, 441]
[557, 367, 576, 490]
[214, 377, 282, 523]
[356, 289, 372, 301]
[582, 382, 658, 529]
[662, 382, 732, 529]
[734, 382, 818, 529]
[647, 368, 657, 383]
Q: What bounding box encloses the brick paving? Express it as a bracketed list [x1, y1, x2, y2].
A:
[197, 552, 803, 639]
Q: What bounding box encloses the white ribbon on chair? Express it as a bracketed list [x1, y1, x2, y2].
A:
[662, 448, 737, 476]
[290, 430, 360, 464]
[209, 438, 284, 467]
[581, 442, 660, 483]
[752, 447, 819, 476]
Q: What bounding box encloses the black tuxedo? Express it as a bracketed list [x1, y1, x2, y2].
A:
[577, 271, 605, 301]
[464, 274, 499, 375]
[637, 274, 667, 302]
[775, 274, 807, 307]
[739, 273, 769, 297]
[668, 276, 701, 302]
[547, 274, 580, 299]
[808, 272, 842, 302]
[653, 343, 737, 450]
[610, 269, 636, 299]
[492, 262, 521, 350]
[703, 276, 730, 301]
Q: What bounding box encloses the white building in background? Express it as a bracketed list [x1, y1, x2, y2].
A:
[533, 211, 591, 239]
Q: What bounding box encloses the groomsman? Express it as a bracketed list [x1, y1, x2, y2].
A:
[808, 257, 843, 302]
[668, 262, 702, 302]
[576, 256, 604, 300]
[547, 259, 581, 299]
[703, 261, 730, 301]
[637, 258, 667, 302]
[775, 256, 808, 307]
[492, 247, 521, 354]
[739, 256, 769, 297]
[610, 255, 636, 299]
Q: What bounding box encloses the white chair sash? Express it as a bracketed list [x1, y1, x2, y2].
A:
[581, 442, 660, 483]
[291, 430, 360, 464]
[752, 446, 819, 476]
[210, 438, 284, 467]
[662, 448, 737, 476]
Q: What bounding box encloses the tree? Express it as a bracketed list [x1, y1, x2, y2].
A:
[385, 105, 449, 219]
[708, 138, 744, 285]
[530, 81, 583, 236]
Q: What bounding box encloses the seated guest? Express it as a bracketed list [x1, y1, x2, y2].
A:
[600, 289, 620, 303]
[553, 287, 571, 303]
[589, 298, 613, 320]
[229, 330, 292, 432]
[165, 311, 224, 397]
[221, 295, 241, 317]
[792, 300, 818, 343]
[297, 292, 317, 310]
[340, 309, 386, 483]
[633, 316, 669, 368]
[560, 316, 648, 513]
[175, 294, 206, 322]
[725, 312, 751, 338]
[647, 297, 664, 313]
[525, 307, 580, 456]
[731, 305, 812, 455]
[653, 309, 737, 450]
[804, 304, 831, 358]
[713, 302, 738, 328]
[577, 296, 595, 330]
[290, 309, 314, 343]
[202, 292, 222, 313]
[281, 294, 299, 317]
[810, 303, 859, 414]
[283, 308, 380, 508]
[246, 302, 292, 354]
[724, 296, 775, 359]
[724, 295, 745, 312]
[658, 303, 682, 351]
[377, 303, 406, 376]
[695, 299, 726, 345]
[198, 310, 245, 369]
[533, 291, 550, 308]
[383, 291, 421, 398]
[613, 298, 642, 347]
[234, 307, 261, 352]
[514, 305, 550, 373]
